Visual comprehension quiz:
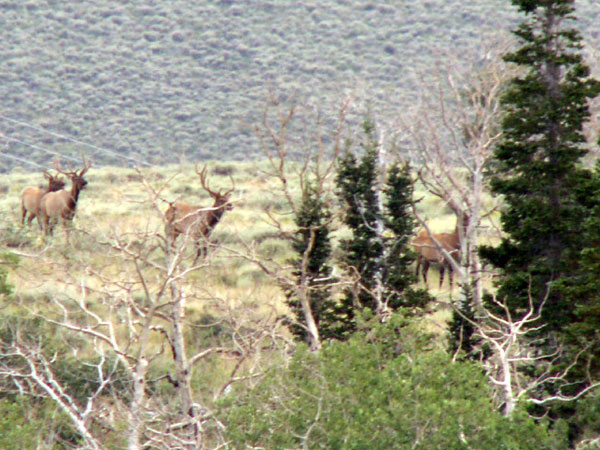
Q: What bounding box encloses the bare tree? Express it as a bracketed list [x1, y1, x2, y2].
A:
[461, 287, 600, 418]
[1, 168, 286, 449]
[400, 42, 516, 306]
[237, 91, 354, 351]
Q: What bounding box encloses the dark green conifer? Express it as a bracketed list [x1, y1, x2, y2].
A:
[480, 0, 600, 332]
[285, 183, 338, 343]
[335, 120, 430, 335]
[335, 124, 382, 335]
[383, 162, 430, 311]
[479, 1, 600, 439]
[447, 283, 477, 358]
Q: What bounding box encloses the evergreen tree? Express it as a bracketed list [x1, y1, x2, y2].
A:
[335, 125, 382, 335]
[335, 120, 429, 335]
[558, 161, 600, 385]
[479, 2, 600, 440]
[383, 162, 430, 311]
[285, 183, 339, 343]
[480, 0, 600, 332]
[447, 283, 477, 359]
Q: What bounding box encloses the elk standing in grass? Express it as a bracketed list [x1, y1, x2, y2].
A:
[39, 158, 91, 239]
[412, 223, 461, 289]
[165, 165, 234, 262]
[21, 170, 66, 228]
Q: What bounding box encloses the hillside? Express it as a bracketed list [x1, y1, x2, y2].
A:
[1, 0, 599, 171]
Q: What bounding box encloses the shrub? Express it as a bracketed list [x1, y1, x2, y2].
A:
[219, 315, 564, 449]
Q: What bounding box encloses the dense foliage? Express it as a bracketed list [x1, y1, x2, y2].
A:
[480, 0, 600, 332]
[0, 398, 75, 450]
[335, 121, 430, 334]
[220, 316, 564, 449]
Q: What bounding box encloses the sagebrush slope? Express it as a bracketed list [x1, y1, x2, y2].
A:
[1, 0, 598, 170]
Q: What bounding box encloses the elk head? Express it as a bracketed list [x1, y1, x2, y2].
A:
[54, 156, 91, 198]
[196, 163, 234, 216]
[44, 170, 66, 192]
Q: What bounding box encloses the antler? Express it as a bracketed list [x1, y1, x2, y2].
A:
[225, 172, 235, 195]
[195, 164, 235, 197]
[195, 164, 218, 198]
[54, 154, 92, 177]
[79, 153, 92, 176]
[54, 159, 75, 177]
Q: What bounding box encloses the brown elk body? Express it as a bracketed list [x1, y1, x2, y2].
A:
[21, 171, 66, 228]
[412, 225, 460, 289]
[165, 165, 233, 262]
[39, 159, 91, 236]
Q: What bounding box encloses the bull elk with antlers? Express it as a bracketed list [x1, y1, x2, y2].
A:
[412, 223, 461, 289]
[21, 170, 66, 228]
[39, 157, 92, 238]
[165, 164, 234, 262]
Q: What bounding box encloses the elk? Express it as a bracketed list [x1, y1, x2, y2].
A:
[39, 158, 91, 237]
[412, 223, 461, 289]
[21, 170, 66, 228]
[165, 164, 234, 262]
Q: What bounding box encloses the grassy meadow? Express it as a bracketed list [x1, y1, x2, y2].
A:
[0, 161, 497, 398]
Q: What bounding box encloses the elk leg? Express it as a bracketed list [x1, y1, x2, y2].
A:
[449, 266, 454, 291]
[439, 264, 445, 288]
[415, 255, 422, 278]
[64, 220, 71, 244]
[192, 244, 206, 265]
[165, 226, 178, 249]
[43, 216, 53, 236]
[422, 260, 430, 286]
[21, 205, 27, 225]
[191, 237, 206, 264]
[192, 248, 201, 265]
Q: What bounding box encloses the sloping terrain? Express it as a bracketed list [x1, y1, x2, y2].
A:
[1, 0, 598, 170]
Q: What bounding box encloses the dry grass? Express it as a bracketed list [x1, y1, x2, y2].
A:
[2, 159, 500, 303]
[1, 161, 501, 393]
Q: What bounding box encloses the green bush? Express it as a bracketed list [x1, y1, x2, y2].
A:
[219, 315, 564, 449]
[0, 398, 78, 450]
[0, 399, 39, 450]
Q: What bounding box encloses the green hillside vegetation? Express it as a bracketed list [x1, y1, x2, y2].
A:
[1, 0, 599, 170]
[0, 162, 549, 448]
[2, 1, 600, 447]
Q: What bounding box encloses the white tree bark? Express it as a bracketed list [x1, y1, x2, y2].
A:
[401, 43, 512, 306]
[1, 168, 281, 449]
[251, 93, 353, 350]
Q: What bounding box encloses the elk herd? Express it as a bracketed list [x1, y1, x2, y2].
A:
[21, 157, 91, 238]
[17, 158, 460, 287]
[18, 158, 235, 262]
